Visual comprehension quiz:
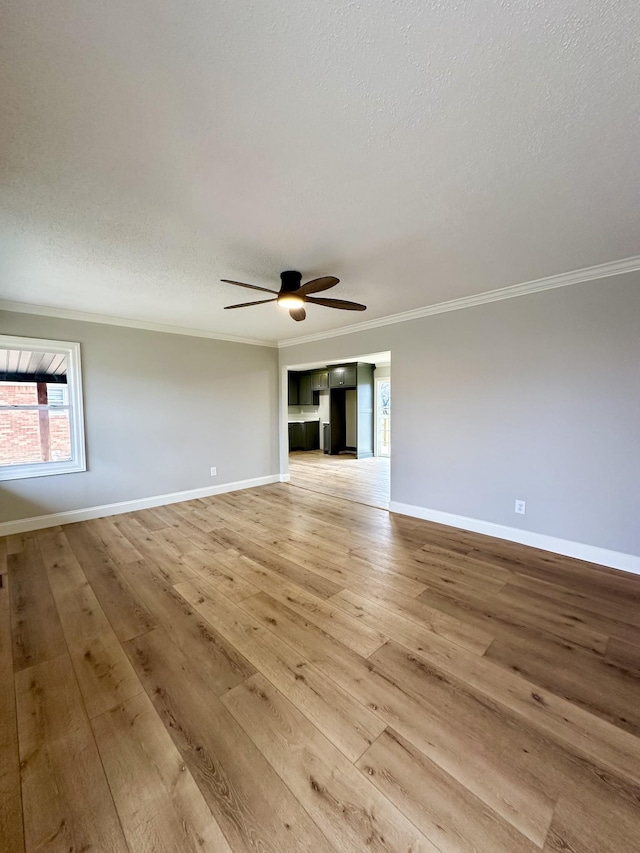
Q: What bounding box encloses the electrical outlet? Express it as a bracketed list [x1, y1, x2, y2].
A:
[515, 499, 526, 515]
[210, 466, 217, 477]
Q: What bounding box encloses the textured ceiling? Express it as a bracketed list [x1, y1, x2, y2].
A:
[1, 0, 638, 343]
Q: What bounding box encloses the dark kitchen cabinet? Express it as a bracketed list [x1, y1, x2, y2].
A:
[298, 372, 319, 406]
[302, 420, 319, 450]
[287, 363, 372, 457]
[329, 364, 357, 388]
[288, 422, 304, 451]
[288, 421, 319, 452]
[288, 372, 299, 405]
[329, 390, 347, 454]
[328, 362, 374, 458]
[311, 370, 328, 391]
[289, 371, 319, 406]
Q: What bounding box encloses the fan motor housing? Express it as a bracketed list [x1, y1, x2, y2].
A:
[280, 270, 303, 293]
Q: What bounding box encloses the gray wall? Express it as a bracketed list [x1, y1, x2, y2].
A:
[1, 312, 279, 523]
[280, 274, 640, 556]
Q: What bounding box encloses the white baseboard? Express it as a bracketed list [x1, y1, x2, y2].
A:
[0, 474, 282, 536]
[279, 473, 291, 482]
[6, 484, 637, 576]
[389, 501, 640, 576]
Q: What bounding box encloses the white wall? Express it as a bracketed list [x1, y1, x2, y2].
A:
[1, 312, 280, 524]
[279, 274, 640, 562]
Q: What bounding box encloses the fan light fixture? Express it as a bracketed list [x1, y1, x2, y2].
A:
[277, 293, 305, 309]
[221, 270, 367, 322]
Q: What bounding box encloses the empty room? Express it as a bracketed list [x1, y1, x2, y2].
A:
[1, 2, 639, 851]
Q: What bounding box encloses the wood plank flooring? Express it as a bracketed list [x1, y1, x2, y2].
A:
[2, 484, 640, 852]
[288, 450, 390, 508]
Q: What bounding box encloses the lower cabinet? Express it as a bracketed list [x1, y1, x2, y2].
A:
[303, 420, 320, 451]
[288, 421, 320, 451]
[288, 422, 304, 451]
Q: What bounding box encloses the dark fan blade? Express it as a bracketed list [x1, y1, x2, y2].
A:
[224, 298, 277, 309]
[221, 279, 278, 295]
[297, 276, 339, 296]
[305, 296, 366, 311]
[289, 307, 306, 322]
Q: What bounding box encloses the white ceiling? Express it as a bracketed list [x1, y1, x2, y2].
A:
[1, 0, 638, 344]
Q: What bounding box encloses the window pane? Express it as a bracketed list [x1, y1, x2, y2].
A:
[0, 408, 72, 466]
[49, 409, 72, 460]
[46, 383, 69, 405]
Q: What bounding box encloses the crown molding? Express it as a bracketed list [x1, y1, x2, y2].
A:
[277, 254, 640, 348]
[0, 300, 278, 348]
[2, 254, 638, 350]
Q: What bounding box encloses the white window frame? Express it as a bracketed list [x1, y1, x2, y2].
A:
[0, 335, 86, 481]
[375, 375, 391, 458]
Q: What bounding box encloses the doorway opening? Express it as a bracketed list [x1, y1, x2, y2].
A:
[284, 352, 390, 509]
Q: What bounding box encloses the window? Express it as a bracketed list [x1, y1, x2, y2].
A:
[376, 378, 391, 457]
[0, 336, 86, 481]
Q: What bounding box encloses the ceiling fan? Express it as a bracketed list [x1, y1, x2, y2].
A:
[221, 270, 366, 321]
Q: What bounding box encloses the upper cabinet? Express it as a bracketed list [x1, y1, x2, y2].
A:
[288, 371, 319, 406]
[287, 372, 299, 405]
[310, 370, 328, 391]
[298, 372, 318, 406]
[328, 364, 357, 388]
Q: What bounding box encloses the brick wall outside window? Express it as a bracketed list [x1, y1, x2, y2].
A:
[0, 382, 72, 466]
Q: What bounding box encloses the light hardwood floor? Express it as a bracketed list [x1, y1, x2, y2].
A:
[2, 484, 640, 852]
[289, 450, 390, 508]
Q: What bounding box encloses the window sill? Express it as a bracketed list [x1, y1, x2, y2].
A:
[0, 460, 87, 482]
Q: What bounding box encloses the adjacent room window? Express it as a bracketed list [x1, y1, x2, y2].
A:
[376, 378, 391, 457]
[0, 336, 86, 481]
